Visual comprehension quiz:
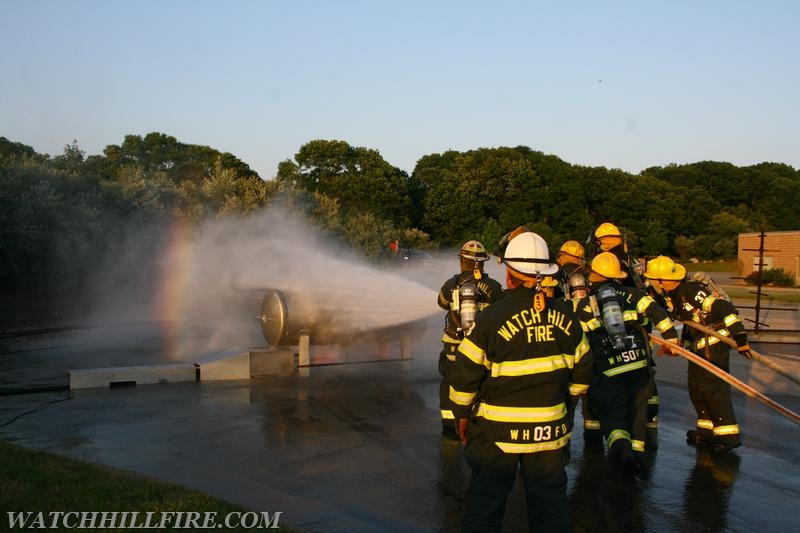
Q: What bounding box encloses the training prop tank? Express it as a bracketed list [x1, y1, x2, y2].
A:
[259, 288, 428, 348]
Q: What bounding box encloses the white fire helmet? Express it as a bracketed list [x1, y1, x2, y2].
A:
[503, 232, 558, 276]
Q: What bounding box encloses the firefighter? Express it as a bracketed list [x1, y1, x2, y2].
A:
[593, 222, 653, 289]
[557, 240, 587, 280]
[492, 225, 530, 263]
[575, 252, 678, 473]
[437, 240, 503, 439]
[554, 240, 588, 298]
[554, 240, 599, 443]
[643, 256, 752, 453]
[593, 222, 662, 443]
[449, 231, 592, 532]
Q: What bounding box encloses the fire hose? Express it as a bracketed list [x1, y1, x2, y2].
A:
[648, 334, 800, 425]
[682, 319, 800, 387]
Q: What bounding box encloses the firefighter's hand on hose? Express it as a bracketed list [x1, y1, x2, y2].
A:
[737, 344, 753, 359]
[658, 338, 679, 357]
[457, 418, 469, 444]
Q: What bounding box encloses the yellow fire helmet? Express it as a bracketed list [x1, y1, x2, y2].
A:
[594, 222, 622, 239]
[590, 252, 628, 279]
[541, 276, 559, 287]
[643, 255, 687, 281]
[459, 240, 489, 262]
[557, 240, 585, 260]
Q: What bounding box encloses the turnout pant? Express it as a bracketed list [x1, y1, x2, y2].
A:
[688, 344, 741, 447]
[439, 340, 460, 427]
[589, 366, 651, 456]
[462, 423, 569, 532]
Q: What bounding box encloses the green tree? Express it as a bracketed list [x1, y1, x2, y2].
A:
[51, 140, 85, 175]
[0, 137, 41, 162]
[277, 139, 414, 227]
[419, 147, 536, 245]
[673, 235, 696, 260]
[694, 210, 752, 259]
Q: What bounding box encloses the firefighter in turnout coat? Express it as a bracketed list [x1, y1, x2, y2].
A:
[449, 231, 592, 532]
[593, 222, 662, 439]
[437, 240, 503, 439]
[643, 256, 752, 453]
[555, 240, 600, 443]
[576, 252, 678, 471]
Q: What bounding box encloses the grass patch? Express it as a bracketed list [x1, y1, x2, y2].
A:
[680, 260, 737, 273]
[0, 440, 294, 531]
[725, 289, 800, 303]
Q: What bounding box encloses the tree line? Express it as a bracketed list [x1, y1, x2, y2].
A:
[2, 133, 798, 292]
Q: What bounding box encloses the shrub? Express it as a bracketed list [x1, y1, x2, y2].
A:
[745, 267, 795, 287]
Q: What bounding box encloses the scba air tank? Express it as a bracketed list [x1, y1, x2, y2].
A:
[596, 284, 627, 350]
[458, 282, 479, 335]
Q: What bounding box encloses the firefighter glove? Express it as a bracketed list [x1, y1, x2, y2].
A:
[457, 418, 469, 444]
[737, 344, 753, 359]
[658, 338, 679, 357]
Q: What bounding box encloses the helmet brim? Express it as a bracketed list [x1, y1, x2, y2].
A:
[506, 260, 559, 277]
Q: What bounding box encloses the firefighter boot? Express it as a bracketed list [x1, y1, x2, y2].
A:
[711, 442, 740, 454]
[583, 428, 604, 453]
[608, 439, 640, 476]
[646, 394, 659, 450]
[686, 430, 708, 447]
[441, 420, 459, 441]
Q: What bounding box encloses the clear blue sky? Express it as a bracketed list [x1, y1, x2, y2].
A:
[2, 1, 798, 179]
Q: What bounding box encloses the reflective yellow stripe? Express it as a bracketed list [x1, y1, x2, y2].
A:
[441, 410, 455, 420]
[575, 335, 590, 362]
[647, 396, 659, 405]
[584, 419, 601, 430]
[607, 429, 631, 448]
[636, 295, 653, 314]
[603, 359, 648, 376]
[723, 313, 739, 327]
[713, 424, 740, 436]
[441, 333, 462, 343]
[476, 402, 566, 423]
[701, 295, 718, 313]
[449, 387, 477, 406]
[458, 338, 490, 368]
[569, 383, 589, 396]
[655, 317, 673, 333]
[632, 439, 645, 452]
[696, 328, 729, 349]
[585, 318, 602, 331]
[496, 433, 571, 453]
[490, 354, 573, 377]
[697, 419, 714, 429]
[623, 309, 638, 321]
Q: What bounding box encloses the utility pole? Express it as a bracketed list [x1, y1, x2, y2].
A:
[753, 230, 765, 333]
[740, 229, 778, 334]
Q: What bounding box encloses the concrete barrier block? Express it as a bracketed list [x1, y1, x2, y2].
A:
[195, 349, 251, 381]
[69, 363, 197, 390]
[250, 348, 295, 376]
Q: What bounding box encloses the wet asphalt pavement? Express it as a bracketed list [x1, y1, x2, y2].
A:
[1, 294, 800, 532]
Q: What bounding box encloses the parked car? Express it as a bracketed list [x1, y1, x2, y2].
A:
[400, 249, 433, 266]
